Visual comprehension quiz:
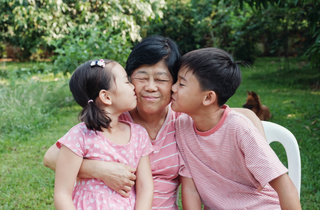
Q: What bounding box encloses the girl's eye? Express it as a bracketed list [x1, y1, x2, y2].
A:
[179, 83, 185, 86]
[156, 79, 168, 82]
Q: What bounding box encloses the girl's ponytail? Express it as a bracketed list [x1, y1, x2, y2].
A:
[69, 59, 115, 132]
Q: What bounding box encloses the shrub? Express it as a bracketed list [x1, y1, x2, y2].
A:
[51, 26, 132, 75]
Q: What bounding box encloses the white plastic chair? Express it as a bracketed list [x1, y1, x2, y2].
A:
[262, 121, 301, 198]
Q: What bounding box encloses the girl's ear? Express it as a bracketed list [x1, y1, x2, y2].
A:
[99, 89, 112, 105]
[203, 90, 217, 106]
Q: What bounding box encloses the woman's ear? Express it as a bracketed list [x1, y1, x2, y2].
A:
[203, 90, 217, 106]
[99, 89, 112, 105]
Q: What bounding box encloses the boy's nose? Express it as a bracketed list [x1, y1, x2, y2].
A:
[172, 82, 177, 92]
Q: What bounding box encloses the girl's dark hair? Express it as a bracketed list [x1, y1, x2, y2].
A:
[125, 35, 181, 83]
[179, 48, 242, 107]
[69, 59, 115, 131]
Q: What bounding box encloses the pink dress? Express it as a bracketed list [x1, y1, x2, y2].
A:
[56, 121, 154, 210]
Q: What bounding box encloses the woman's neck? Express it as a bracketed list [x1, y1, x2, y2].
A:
[129, 106, 169, 140]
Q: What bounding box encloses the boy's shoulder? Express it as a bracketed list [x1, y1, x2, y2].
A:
[176, 112, 193, 126]
[226, 109, 257, 130]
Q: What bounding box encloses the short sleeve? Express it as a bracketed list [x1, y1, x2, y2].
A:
[56, 124, 86, 157]
[178, 148, 192, 178]
[238, 123, 288, 190]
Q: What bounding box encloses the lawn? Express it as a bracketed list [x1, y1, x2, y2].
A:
[0, 57, 319, 209]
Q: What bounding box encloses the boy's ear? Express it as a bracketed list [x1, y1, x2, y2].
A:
[99, 89, 112, 105]
[203, 90, 217, 106]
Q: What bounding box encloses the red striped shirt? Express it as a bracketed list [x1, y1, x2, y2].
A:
[176, 105, 288, 209]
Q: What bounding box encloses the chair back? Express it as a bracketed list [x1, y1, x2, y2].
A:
[262, 121, 301, 198]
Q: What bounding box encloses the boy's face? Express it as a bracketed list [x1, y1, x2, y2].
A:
[171, 67, 206, 115]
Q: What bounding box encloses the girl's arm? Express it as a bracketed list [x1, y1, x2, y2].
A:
[54, 145, 83, 210]
[180, 176, 202, 210]
[43, 143, 136, 197]
[135, 155, 153, 210]
[269, 174, 301, 210]
[232, 108, 266, 139]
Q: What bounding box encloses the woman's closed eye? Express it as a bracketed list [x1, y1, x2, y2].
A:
[156, 79, 169, 82]
[136, 78, 148, 81]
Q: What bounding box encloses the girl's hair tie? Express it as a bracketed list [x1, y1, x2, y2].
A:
[88, 99, 93, 104]
[90, 59, 105, 68]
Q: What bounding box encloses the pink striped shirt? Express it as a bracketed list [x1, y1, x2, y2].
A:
[120, 105, 181, 210]
[176, 105, 288, 210]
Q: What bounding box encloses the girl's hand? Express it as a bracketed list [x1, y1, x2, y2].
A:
[78, 160, 137, 197]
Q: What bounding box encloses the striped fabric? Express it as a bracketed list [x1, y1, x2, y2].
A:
[176, 105, 288, 210]
[120, 105, 181, 210]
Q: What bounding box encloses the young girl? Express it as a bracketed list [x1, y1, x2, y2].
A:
[54, 59, 154, 210]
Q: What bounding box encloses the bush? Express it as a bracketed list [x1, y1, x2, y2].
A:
[147, 0, 261, 63]
[51, 27, 132, 75]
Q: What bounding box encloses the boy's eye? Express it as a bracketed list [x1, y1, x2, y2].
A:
[179, 83, 185, 86]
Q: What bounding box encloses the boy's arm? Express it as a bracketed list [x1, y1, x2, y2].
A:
[269, 174, 301, 210]
[232, 108, 266, 140]
[134, 155, 153, 210]
[43, 143, 136, 197]
[54, 146, 82, 210]
[180, 176, 202, 210]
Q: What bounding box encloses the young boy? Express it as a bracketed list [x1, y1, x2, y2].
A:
[171, 48, 301, 210]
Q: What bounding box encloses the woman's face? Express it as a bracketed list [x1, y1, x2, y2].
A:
[130, 60, 173, 114]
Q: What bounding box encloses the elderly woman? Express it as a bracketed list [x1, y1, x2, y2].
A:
[43, 35, 265, 209]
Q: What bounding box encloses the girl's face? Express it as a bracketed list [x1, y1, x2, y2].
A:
[109, 63, 137, 113]
[130, 60, 173, 114]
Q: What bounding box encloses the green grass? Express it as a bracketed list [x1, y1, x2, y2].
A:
[1, 57, 319, 209]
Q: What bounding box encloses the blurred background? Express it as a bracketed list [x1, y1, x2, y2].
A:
[0, 0, 319, 71]
[0, 0, 319, 209]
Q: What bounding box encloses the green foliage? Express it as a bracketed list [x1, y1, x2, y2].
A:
[147, 0, 261, 63]
[51, 26, 132, 74]
[0, 0, 165, 60]
[228, 0, 320, 68]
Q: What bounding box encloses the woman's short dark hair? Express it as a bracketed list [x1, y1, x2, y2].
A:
[179, 48, 242, 107]
[69, 59, 115, 131]
[125, 35, 181, 82]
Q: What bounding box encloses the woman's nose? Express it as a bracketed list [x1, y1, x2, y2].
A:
[145, 79, 157, 92]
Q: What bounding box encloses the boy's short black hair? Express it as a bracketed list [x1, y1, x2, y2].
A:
[125, 35, 181, 83]
[179, 48, 241, 107]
